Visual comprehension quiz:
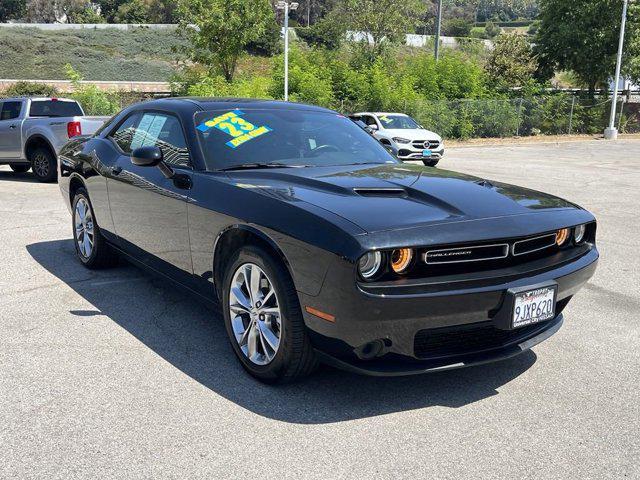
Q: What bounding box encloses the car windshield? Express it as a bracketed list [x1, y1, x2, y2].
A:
[195, 109, 397, 170]
[377, 115, 419, 129]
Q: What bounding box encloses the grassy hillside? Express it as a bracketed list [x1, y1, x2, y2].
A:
[0, 27, 186, 81]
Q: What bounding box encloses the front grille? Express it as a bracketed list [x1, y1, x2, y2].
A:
[425, 243, 509, 264]
[414, 321, 548, 359]
[411, 139, 440, 149]
[513, 233, 557, 256]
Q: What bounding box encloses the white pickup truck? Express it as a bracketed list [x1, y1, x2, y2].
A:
[0, 97, 108, 182]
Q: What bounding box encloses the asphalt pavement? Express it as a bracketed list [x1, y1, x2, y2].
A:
[1, 139, 638, 479]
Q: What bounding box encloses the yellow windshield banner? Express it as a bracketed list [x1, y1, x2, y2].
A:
[196, 109, 273, 149]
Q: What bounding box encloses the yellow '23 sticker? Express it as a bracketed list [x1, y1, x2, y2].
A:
[196, 110, 272, 149]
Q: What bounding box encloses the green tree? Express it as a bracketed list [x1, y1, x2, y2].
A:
[68, 6, 105, 23]
[296, 17, 344, 50]
[115, 0, 150, 23]
[535, 0, 640, 96]
[177, 0, 275, 82]
[330, 0, 427, 60]
[485, 33, 537, 89]
[0, 0, 26, 22]
[95, 0, 127, 22]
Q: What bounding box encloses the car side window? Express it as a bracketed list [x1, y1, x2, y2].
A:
[364, 116, 378, 128]
[0, 101, 22, 121]
[109, 113, 142, 154]
[130, 113, 191, 168]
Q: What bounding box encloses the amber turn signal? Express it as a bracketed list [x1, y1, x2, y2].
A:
[305, 306, 336, 323]
[390, 248, 414, 274]
[556, 228, 570, 246]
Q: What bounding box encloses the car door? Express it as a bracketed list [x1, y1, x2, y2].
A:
[106, 110, 193, 276]
[0, 100, 24, 160]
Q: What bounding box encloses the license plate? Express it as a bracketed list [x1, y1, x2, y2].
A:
[512, 286, 556, 328]
[422, 149, 432, 157]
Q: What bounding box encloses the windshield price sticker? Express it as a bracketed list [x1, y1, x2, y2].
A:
[197, 110, 272, 149]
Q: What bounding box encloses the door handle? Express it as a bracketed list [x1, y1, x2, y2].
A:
[111, 166, 122, 176]
[9, 125, 16, 129]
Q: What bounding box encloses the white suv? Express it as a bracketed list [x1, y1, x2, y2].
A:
[350, 112, 444, 166]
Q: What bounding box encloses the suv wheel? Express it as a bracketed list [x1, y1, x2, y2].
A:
[222, 245, 317, 383]
[423, 159, 439, 167]
[72, 188, 117, 269]
[10, 164, 30, 173]
[30, 147, 57, 183]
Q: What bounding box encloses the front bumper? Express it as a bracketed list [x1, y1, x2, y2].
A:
[299, 247, 598, 376]
[396, 144, 445, 161]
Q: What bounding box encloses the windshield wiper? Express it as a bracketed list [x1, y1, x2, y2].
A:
[220, 162, 308, 171]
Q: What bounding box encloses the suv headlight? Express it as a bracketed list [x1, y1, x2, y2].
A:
[392, 137, 411, 144]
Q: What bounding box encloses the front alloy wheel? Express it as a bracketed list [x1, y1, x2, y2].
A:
[222, 245, 317, 383]
[229, 263, 282, 365]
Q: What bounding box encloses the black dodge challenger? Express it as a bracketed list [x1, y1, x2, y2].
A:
[58, 98, 599, 383]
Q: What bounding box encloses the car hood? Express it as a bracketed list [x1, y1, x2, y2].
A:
[380, 128, 441, 140]
[227, 163, 580, 234]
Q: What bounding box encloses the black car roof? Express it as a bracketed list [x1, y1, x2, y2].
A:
[140, 97, 335, 114]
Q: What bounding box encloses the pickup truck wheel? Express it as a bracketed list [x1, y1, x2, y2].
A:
[30, 147, 57, 183]
[72, 188, 118, 269]
[10, 164, 30, 173]
[222, 245, 318, 384]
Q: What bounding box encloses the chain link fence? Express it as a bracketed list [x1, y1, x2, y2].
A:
[339, 96, 640, 139]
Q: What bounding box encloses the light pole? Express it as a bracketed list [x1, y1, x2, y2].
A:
[434, 0, 443, 61]
[276, 1, 299, 102]
[604, 0, 630, 140]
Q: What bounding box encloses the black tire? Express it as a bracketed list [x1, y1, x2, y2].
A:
[9, 164, 30, 173]
[423, 158, 439, 167]
[72, 188, 118, 269]
[30, 147, 57, 183]
[222, 245, 318, 384]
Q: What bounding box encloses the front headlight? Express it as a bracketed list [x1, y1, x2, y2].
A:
[390, 248, 414, 274]
[358, 251, 383, 280]
[392, 137, 411, 144]
[574, 224, 586, 244]
[556, 228, 571, 246]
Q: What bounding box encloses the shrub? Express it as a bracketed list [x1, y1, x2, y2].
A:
[2, 81, 58, 98]
[296, 19, 344, 50]
[444, 19, 473, 38]
[64, 64, 120, 116]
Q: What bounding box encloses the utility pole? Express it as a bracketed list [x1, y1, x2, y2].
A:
[434, 0, 443, 61]
[604, 0, 629, 140]
[276, 1, 299, 102]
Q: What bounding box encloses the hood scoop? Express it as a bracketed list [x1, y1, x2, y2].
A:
[353, 187, 408, 198]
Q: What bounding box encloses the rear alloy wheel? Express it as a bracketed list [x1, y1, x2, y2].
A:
[30, 147, 57, 183]
[9, 164, 30, 173]
[222, 245, 318, 383]
[72, 188, 117, 269]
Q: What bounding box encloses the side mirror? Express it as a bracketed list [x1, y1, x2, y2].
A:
[369, 124, 379, 131]
[131, 145, 175, 179]
[131, 146, 163, 167]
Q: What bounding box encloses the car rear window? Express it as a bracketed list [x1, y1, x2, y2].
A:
[29, 100, 83, 117]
